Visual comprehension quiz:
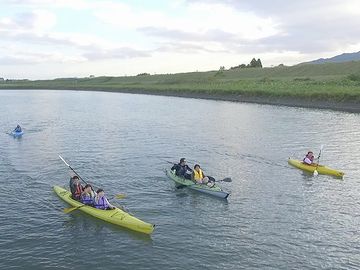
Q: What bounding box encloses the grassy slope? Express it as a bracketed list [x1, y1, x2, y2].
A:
[1, 61, 360, 102]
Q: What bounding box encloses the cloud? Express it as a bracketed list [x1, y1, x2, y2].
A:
[139, 27, 238, 43]
[1, 0, 360, 78]
[83, 47, 151, 60]
[187, 0, 360, 54]
[0, 48, 86, 65]
[0, 10, 56, 31]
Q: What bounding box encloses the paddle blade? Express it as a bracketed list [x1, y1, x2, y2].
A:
[313, 170, 319, 176]
[114, 194, 126, 199]
[59, 155, 70, 167]
[63, 206, 78, 214]
[221, 177, 232, 182]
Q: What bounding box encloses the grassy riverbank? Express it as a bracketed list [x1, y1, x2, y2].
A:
[1, 61, 360, 111]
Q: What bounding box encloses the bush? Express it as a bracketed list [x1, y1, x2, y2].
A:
[347, 74, 360, 81]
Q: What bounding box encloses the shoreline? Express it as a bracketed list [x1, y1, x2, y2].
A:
[125, 90, 360, 113]
[53, 88, 360, 113]
[1, 87, 359, 113]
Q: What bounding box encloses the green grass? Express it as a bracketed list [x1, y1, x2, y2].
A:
[1, 61, 360, 102]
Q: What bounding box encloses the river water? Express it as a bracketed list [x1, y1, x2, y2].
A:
[0, 90, 359, 270]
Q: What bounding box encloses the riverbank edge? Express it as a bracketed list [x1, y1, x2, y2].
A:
[2, 87, 359, 113]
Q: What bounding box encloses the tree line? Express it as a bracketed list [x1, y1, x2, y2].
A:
[230, 58, 263, 69]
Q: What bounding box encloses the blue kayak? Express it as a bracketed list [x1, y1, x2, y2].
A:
[11, 130, 24, 137]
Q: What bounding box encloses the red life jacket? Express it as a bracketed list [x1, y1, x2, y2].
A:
[73, 184, 83, 200]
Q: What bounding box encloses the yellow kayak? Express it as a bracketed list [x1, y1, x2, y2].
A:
[53, 186, 155, 235]
[288, 159, 344, 178]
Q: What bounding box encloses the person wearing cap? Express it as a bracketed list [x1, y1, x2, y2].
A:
[171, 158, 192, 179]
[192, 164, 215, 187]
[80, 184, 95, 206]
[69, 175, 83, 201]
[94, 189, 115, 210]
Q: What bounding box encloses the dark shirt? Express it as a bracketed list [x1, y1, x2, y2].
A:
[69, 177, 83, 199]
[171, 163, 192, 178]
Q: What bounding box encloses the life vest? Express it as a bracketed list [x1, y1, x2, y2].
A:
[193, 169, 204, 181]
[73, 184, 83, 200]
[81, 192, 93, 205]
[303, 154, 314, 164]
[94, 196, 109, 210]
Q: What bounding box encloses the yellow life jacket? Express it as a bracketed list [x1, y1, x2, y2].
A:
[193, 169, 204, 181]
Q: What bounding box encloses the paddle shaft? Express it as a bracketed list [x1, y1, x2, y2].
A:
[163, 160, 231, 182]
[314, 145, 324, 174]
[59, 155, 126, 199]
[59, 155, 89, 185]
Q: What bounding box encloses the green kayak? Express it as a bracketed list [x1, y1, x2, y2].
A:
[165, 169, 230, 199]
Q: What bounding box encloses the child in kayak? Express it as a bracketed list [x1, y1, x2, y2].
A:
[303, 151, 316, 165]
[192, 164, 215, 187]
[94, 189, 115, 210]
[80, 184, 95, 206]
[69, 175, 83, 201]
[171, 158, 192, 180]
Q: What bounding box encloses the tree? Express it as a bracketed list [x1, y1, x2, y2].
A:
[215, 66, 226, 77]
[249, 58, 258, 67]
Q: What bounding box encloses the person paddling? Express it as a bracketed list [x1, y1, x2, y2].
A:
[303, 151, 316, 166]
[69, 175, 83, 201]
[14, 124, 22, 132]
[192, 164, 215, 187]
[171, 158, 192, 180]
[94, 189, 115, 210]
[80, 184, 95, 206]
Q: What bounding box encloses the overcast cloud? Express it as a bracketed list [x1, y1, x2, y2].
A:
[0, 0, 359, 79]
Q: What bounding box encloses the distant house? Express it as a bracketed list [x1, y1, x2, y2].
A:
[0, 77, 4, 82]
[89, 75, 95, 78]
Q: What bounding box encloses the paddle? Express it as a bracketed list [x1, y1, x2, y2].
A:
[59, 155, 89, 185]
[216, 177, 232, 183]
[58, 155, 126, 199]
[163, 159, 232, 182]
[313, 145, 324, 176]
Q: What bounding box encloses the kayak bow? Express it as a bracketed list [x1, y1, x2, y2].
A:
[11, 130, 23, 137]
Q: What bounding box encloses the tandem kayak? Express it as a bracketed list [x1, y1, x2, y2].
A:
[53, 186, 155, 235]
[288, 159, 344, 178]
[11, 130, 23, 137]
[165, 169, 230, 199]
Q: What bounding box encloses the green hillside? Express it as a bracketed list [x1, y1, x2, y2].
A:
[1, 61, 360, 102]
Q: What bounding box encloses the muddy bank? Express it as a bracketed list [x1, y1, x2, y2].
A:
[79, 88, 360, 113]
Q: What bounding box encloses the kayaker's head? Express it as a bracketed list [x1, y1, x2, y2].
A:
[306, 151, 314, 161]
[180, 158, 186, 165]
[194, 164, 201, 172]
[17, 124, 20, 128]
[84, 184, 92, 193]
[72, 175, 80, 183]
[96, 188, 105, 197]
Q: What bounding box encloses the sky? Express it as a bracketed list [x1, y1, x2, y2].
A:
[0, 0, 360, 79]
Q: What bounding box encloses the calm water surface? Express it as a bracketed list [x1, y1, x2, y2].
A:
[0, 90, 359, 270]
